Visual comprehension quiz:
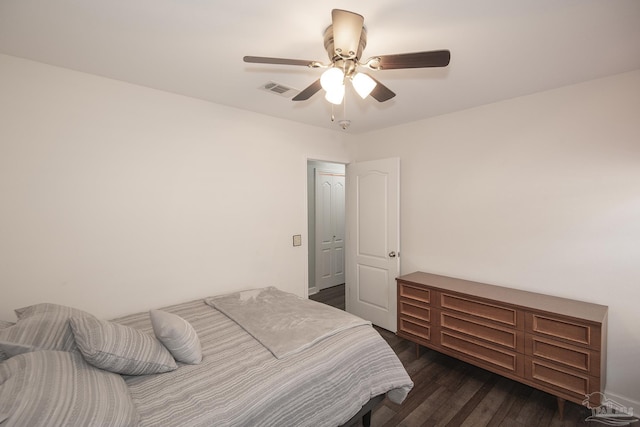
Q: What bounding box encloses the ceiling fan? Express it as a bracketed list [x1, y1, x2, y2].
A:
[244, 9, 450, 105]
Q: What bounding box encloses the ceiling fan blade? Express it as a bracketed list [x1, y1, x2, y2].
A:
[331, 9, 364, 59]
[243, 56, 319, 67]
[373, 50, 451, 70]
[292, 79, 322, 101]
[365, 74, 396, 102]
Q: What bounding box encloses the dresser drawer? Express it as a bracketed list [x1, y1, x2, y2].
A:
[525, 334, 600, 376]
[399, 299, 431, 323]
[440, 330, 523, 375]
[441, 293, 518, 327]
[525, 356, 600, 402]
[526, 313, 601, 349]
[440, 311, 520, 350]
[399, 316, 431, 343]
[399, 282, 430, 303]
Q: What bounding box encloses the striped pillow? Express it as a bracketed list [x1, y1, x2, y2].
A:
[0, 341, 32, 360]
[0, 321, 14, 358]
[150, 309, 202, 364]
[0, 303, 94, 361]
[0, 320, 14, 329]
[0, 350, 139, 426]
[70, 316, 177, 375]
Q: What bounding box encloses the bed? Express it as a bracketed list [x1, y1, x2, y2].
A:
[0, 287, 413, 426]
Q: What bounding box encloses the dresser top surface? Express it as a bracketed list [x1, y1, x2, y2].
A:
[397, 271, 608, 324]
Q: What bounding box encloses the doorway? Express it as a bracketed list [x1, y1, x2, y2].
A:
[306, 157, 400, 332]
[307, 160, 346, 296]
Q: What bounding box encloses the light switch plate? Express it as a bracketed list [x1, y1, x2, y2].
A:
[293, 234, 302, 247]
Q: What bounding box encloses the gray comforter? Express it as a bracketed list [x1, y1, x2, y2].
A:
[115, 296, 413, 427]
[206, 287, 371, 359]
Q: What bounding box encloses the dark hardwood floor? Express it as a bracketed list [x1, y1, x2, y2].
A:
[310, 284, 593, 427]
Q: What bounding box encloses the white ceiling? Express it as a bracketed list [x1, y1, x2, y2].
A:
[1, 0, 639, 134]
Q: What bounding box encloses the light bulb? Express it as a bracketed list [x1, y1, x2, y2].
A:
[352, 72, 377, 99]
[320, 68, 344, 92]
[324, 84, 345, 105]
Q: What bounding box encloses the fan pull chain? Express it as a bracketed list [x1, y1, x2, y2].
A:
[343, 89, 346, 119]
[343, 62, 347, 120]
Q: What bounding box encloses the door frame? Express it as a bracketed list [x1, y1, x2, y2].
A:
[304, 155, 350, 298]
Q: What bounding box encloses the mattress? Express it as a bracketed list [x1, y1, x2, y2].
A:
[115, 298, 413, 427]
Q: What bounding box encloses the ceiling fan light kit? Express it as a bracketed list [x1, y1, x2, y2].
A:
[244, 9, 451, 126]
[324, 83, 345, 105]
[320, 67, 344, 92]
[351, 72, 377, 99]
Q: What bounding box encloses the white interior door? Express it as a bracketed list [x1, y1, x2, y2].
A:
[346, 158, 400, 332]
[315, 170, 345, 290]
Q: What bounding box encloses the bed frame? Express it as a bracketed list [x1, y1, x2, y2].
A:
[342, 394, 385, 427]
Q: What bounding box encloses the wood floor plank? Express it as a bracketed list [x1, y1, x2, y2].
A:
[515, 389, 555, 425]
[369, 405, 397, 427]
[420, 369, 493, 427]
[494, 382, 536, 426]
[459, 376, 515, 427]
[380, 355, 461, 426]
[447, 373, 500, 426]
[399, 386, 451, 426]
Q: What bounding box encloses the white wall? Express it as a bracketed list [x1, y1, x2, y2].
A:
[349, 70, 640, 407]
[0, 54, 349, 320]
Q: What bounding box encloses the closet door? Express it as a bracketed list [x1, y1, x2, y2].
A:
[315, 170, 345, 290]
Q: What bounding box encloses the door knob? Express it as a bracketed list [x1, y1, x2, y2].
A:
[388, 251, 396, 258]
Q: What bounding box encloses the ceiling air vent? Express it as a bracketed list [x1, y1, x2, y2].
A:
[260, 81, 299, 98]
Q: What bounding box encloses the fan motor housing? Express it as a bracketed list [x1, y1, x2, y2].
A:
[324, 25, 367, 61]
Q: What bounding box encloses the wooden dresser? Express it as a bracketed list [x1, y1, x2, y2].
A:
[396, 271, 607, 415]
